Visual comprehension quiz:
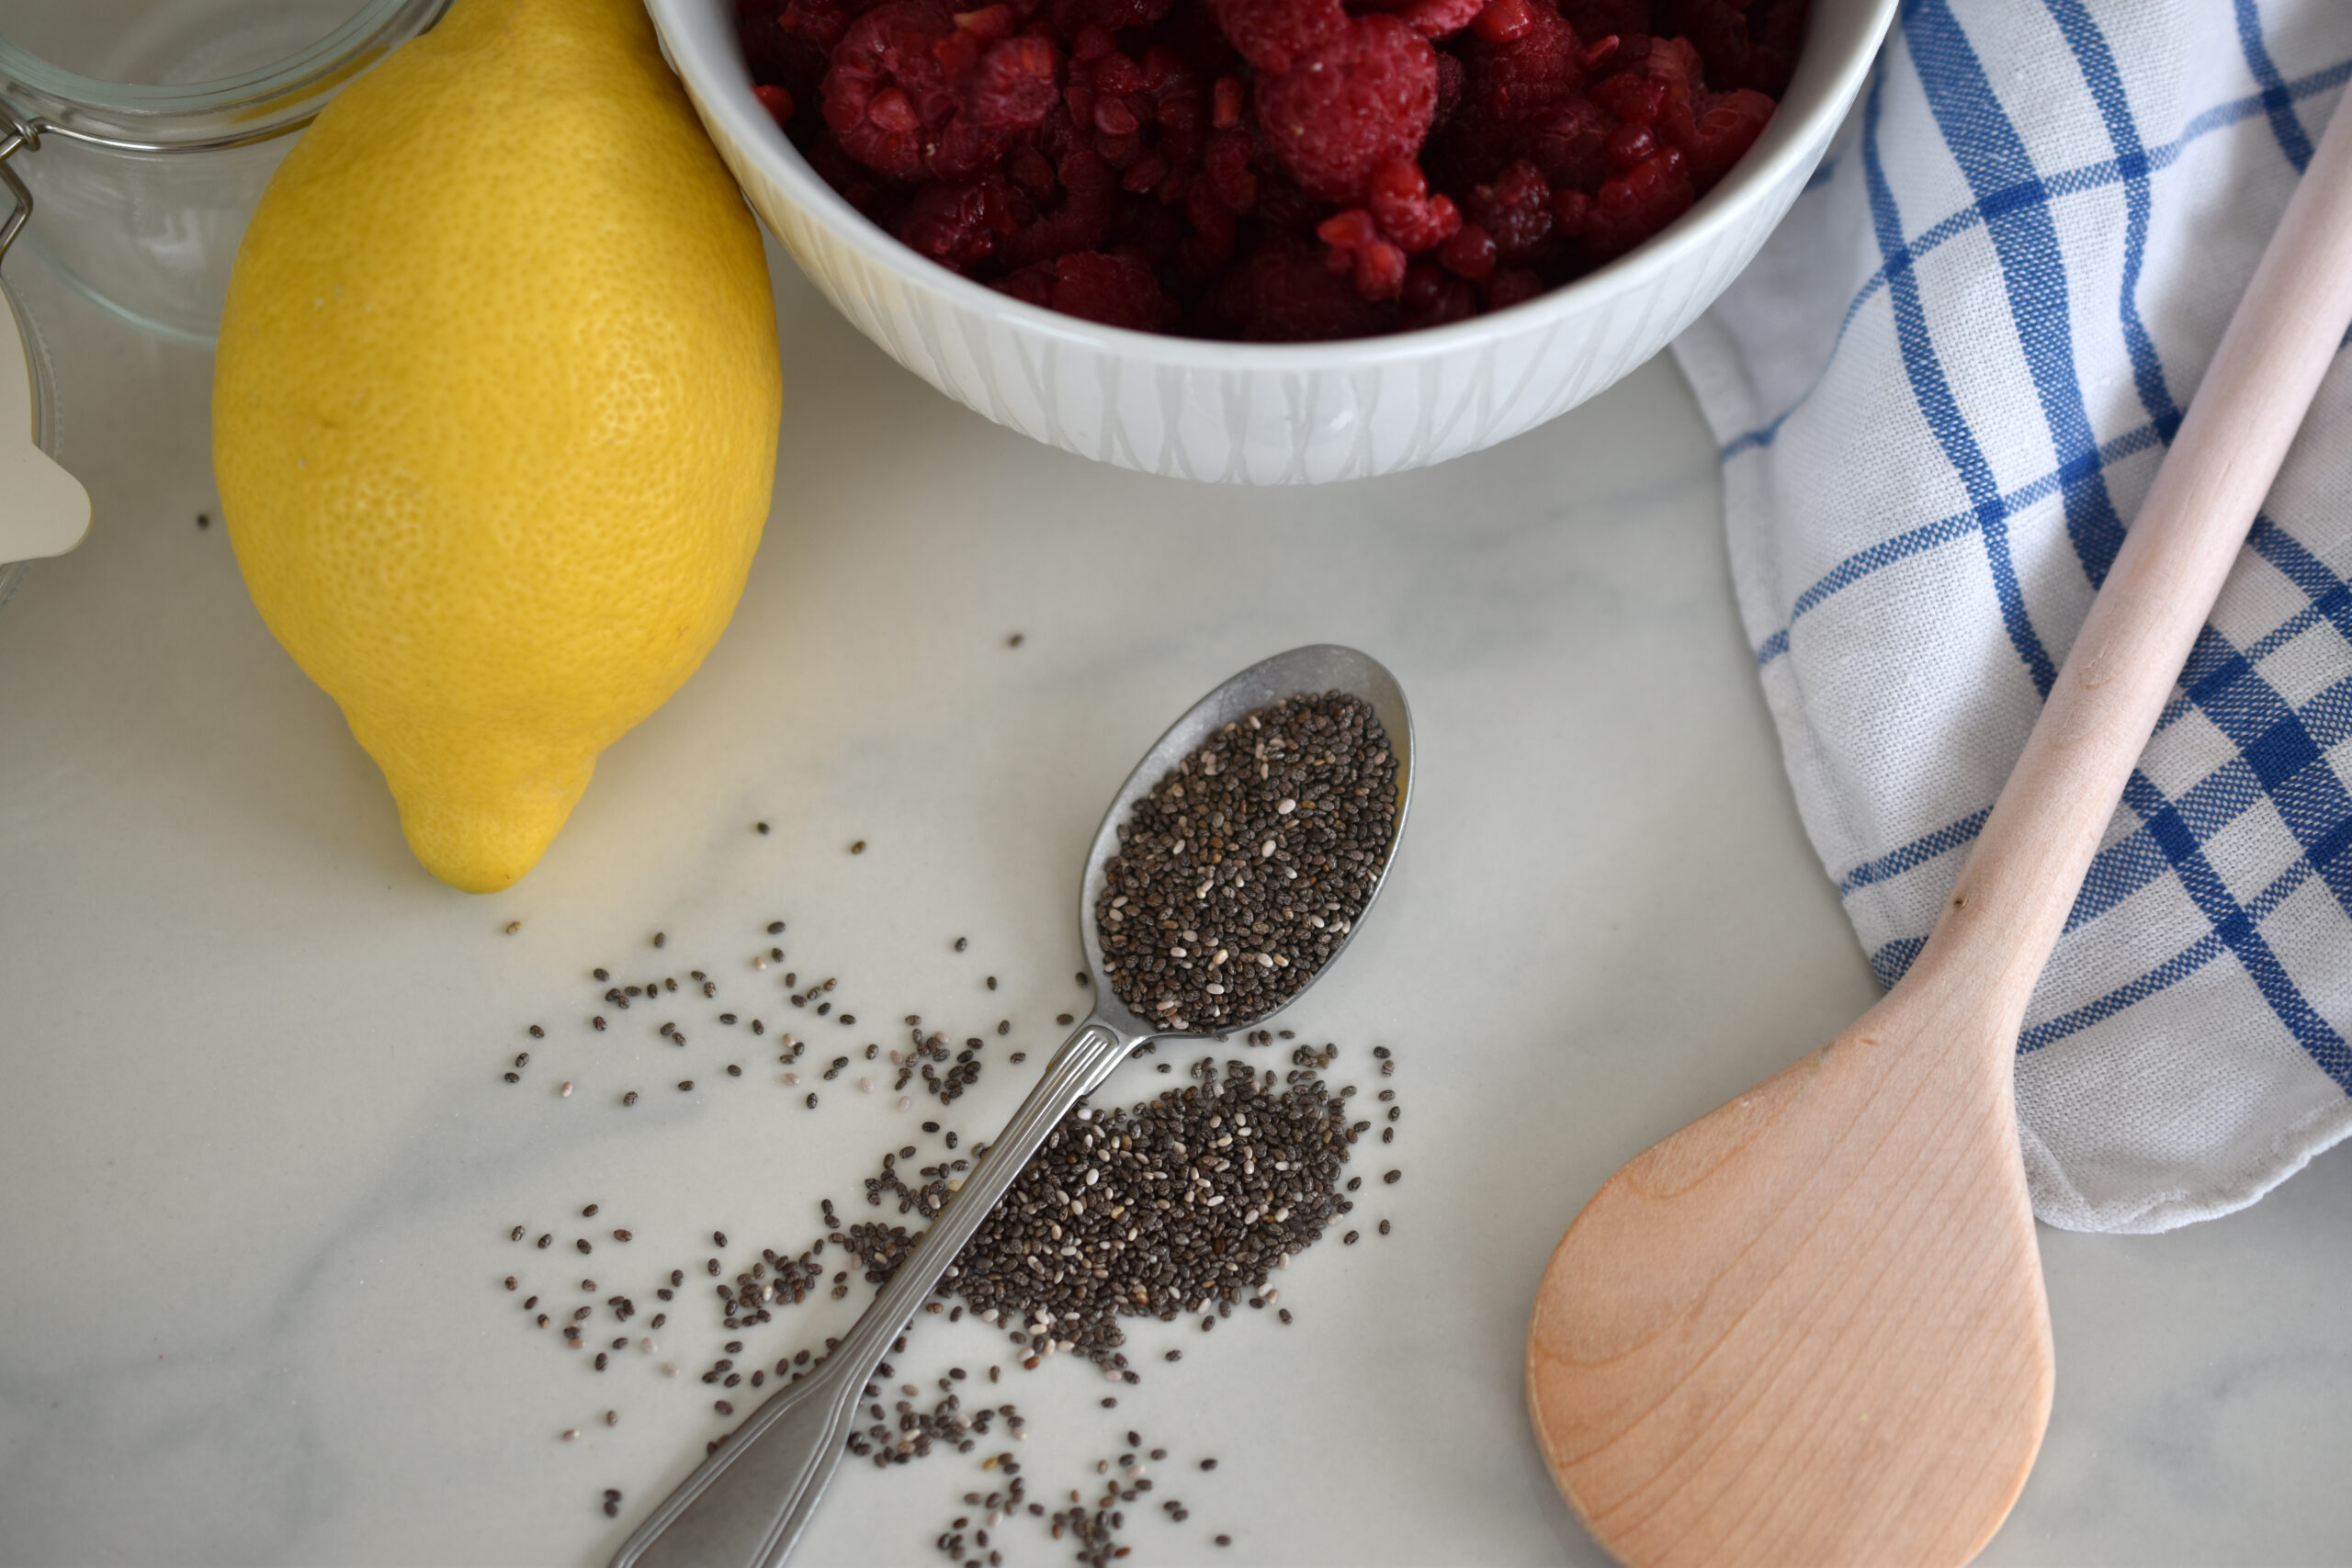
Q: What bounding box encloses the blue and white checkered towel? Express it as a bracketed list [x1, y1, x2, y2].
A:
[1671, 0, 2352, 1233]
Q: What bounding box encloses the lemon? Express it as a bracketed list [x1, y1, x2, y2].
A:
[213, 0, 781, 893]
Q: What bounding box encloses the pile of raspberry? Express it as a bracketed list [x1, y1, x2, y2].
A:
[737, 0, 1803, 340]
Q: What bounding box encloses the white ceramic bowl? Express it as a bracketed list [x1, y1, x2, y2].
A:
[649, 0, 1894, 483]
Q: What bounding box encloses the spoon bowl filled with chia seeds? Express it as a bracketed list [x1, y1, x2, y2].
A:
[614, 645, 1413, 1568]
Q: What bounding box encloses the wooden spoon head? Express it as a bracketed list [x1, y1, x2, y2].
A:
[1526, 1000, 2053, 1568]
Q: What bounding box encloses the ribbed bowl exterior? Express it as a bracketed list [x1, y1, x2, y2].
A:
[652, 0, 1890, 483]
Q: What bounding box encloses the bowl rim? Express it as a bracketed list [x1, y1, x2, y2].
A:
[649, 0, 1894, 369]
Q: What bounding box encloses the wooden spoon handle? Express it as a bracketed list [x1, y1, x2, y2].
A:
[1918, 93, 2352, 1025]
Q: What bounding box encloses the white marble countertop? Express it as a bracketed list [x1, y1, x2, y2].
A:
[3, 237, 2349, 1568]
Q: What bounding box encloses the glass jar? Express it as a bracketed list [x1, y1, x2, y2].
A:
[0, 266, 65, 610]
[0, 0, 449, 348]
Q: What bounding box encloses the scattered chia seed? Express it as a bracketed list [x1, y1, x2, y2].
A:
[1095, 694, 1396, 1031]
[850, 840, 866, 855]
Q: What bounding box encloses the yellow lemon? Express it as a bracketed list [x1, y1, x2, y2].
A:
[214, 0, 781, 893]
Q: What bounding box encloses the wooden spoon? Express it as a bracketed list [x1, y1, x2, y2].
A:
[1527, 89, 2352, 1568]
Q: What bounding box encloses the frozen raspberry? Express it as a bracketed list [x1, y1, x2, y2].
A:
[897, 172, 1026, 269]
[1314, 209, 1408, 299]
[1433, 0, 1584, 186]
[1209, 0, 1344, 72]
[1398, 260, 1476, 324]
[993, 251, 1179, 331]
[752, 83, 797, 126]
[823, 0, 1058, 179]
[1367, 159, 1462, 251]
[1486, 267, 1544, 310]
[1589, 61, 1668, 127]
[1433, 49, 1465, 126]
[1671, 0, 1802, 95]
[1471, 0, 1537, 44]
[1675, 86, 1775, 186]
[1202, 128, 1259, 212]
[1351, 239, 1409, 299]
[1211, 75, 1245, 128]
[1179, 175, 1240, 276]
[1206, 235, 1392, 340]
[1436, 220, 1497, 279]
[997, 147, 1117, 267]
[1569, 143, 1692, 258]
[754, 0, 1804, 340]
[1464, 160, 1553, 262]
[1558, 0, 1647, 37]
[1053, 0, 1180, 33]
[970, 38, 1061, 127]
[1258, 14, 1437, 204]
[1400, 0, 1485, 40]
[822, 1, 950, 177]
[743, 0, 858, 107]
[1524, 96, 1614, 192]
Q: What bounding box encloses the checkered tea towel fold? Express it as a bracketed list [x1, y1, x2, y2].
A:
[1669, 0, 2352, 1233]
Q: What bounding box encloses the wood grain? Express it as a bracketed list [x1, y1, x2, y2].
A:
[1527, 84, 2352, 1568]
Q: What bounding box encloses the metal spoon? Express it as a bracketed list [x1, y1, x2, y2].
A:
[611, 643, 1414, 1568]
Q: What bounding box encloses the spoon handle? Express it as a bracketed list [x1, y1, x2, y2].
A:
[608, 1017, 1138, 1568]
[1917, 88, 2352, 1025]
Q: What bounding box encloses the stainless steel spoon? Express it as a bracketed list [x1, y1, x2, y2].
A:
[611, 643, 1415, 1568]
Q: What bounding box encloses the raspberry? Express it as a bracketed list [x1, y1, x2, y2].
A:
[969, 37, 1061, 128]
[1471, 0, 1537, 44]
[1351, 240, 1409, 299]
[822, 1, 956, 177]
[1671, 0, 1802, 95]
[992, 251, 1178, 331]
[1258, 14, 1437, 204]
[1570, 143, 1692, 258]
[897, 172, 1023, 269]
[1054, 0, 1180, 33]
[1367, 159, 1462, 251]
[997, 147, 1116, 267]
[1524, 96, 1613, 192]
[752, 83, 797, 126]
[1486, 267, 1544, 310]
[953, 5, 1016, 39]
[1206, 235, 1393, 340]
[757, 0, 1804, 339]
[1401, 0, 1485, 40]
[823, 0, 1058, 179]
[745, 0, 860, 107]
[1314, 208, 1410, 299]
[1211, 75, 1245, 128]
[1436, 220, 1497, 279]
[1203, 128, 1259, 212]
[1464, 160, 1552, 262]
[1675, 86, 1776, 186]
[1434, 0, 1584, 185]
[1559, 0, 1646, 37]
[1208, 0, 1344, 73]
[1434, 49, 1465, 127]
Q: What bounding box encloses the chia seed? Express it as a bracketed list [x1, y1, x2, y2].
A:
[1094, 694, 1396, 1031]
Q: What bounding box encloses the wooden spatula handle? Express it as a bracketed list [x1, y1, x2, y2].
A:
[1921, 93, 2352, 1026]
